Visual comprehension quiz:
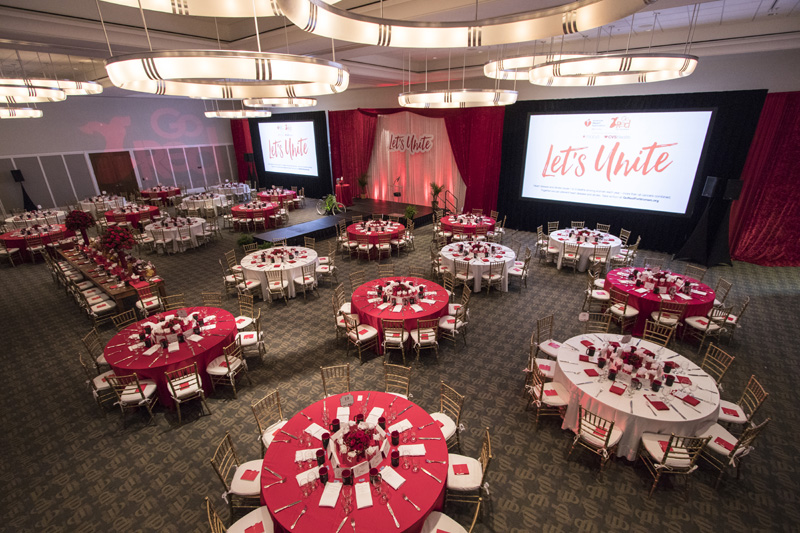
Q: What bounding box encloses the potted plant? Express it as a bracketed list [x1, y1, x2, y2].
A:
[237, 233, 254, 249]
[404, 204, 417, 225]
[430, 182, 444, 211]
[357, 173, 369, 199]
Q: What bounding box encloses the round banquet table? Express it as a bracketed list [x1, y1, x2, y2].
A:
[241, 246, 318, 301]
[210, 183, 250, 196]
[335, 182, 353, 206]
[439, 241, 516, 293]
[258, 190, 297, 207]
[231, 203, 277, 224]
[104, 205, 160, 225]
[0, 224, 74, 261]
[261, 391, 448, 533]
[603, 267, 716, 336]
[182, 193, 226, 213]
[104, 307, 237, 408]
[142, 187, 181, 202]
[5, 210, 65, 228]
[554, 333, 720, 460]
[548, 228, 622, 272]
[144, 217, 205, 253]
[351, 276, 449, 353]
[439, 214, 495, 239]
[347, 221, 405, 248]
[80, 196, 126, 216]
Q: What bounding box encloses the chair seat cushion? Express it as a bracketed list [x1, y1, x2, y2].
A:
[120, 379, 157, 404]
[86, 293, 112, 306]
[448, 303, 464, 316]
[235, 316, 253, 330]
[438, 316, 465, 331]
[318, 256, 329, 264]
[358, 244, 374, 250]
[579, 423, 624, 449]
[455, 272, 474, 281]
[237, 330, 263, 346]
[508, 266, 524, 276]
[316, 264, 334, 273]
[610, 303, 639, 317]
[564, 252, 577, 259]
[136, 296, 161, 311]
[169, 376, 201, 399]
[698, 422, 740, 457]
[539, 382, 570, 407]
[230, 460, 263, 496]
[92, 370, 115, 391]
[591, 290, 610, 301]
[261, 420, 288, 449]
[231, 265, 244, 272]
[538, 339, 561, 359]
[685, 316, 721, 331]
[339, 302, 352, 314]
[410, 328, 437, 346]
[207, 354, 243, 376]
[430, 412, 456, 440]
[76, 280, 95, 290]
[640, 433, 692, 469]
[651, 311, 680, 325]
[82, 287, 104, 297]
[349, 325, 379, 341]
[91, 300, 117, 314]
[717, 400, 746, 424]
[293, 275, 317, 286]
[422, 512, 468, 533]
[384, 330, 410, 344]
[594, 278, 606, 288]
[446, 454, 482, 491]
[535, 358, 555, 379]
[481, 272, 502, 281]
[267, 280, 288, 289]
[239, 279, 262, 290]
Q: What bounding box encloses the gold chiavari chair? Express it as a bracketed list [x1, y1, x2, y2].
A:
[650, 299, 687, 331]
[351, 214, 363, 223]
[377, 263, 395, 278]
[531, 314, 560, 360]
[700, 343, 735, 387]
[422, 499, 482, 533]
[82, 327, 109, 373]
[449, 284, 471, 317]
[0, 239, 22, 267]
[608, 287, 639, 333]
[381, 318, 409, 365]
[293, 263, 318, 300]
[472, 208, 483, 216]
[237, 309, 265, 359]
[547, 220, 559, 235]
[583, 312, 612, 334]
[526, 330, 555, 383]
[316, 250, 338, 287]
[642, 320, 674, 347]
[161, 293, 186, 311]
[407, 267, 427, 279]
[377, 234, 392, 261]
[438, 304, 468, 351]
[641, 256, 662, 271]
[596, 223, 611, 233]
[718, 374, 769, 427]
[252, 390, 287, 454]
[571, 220, 584, 229]
[303, 236, 316, 250]
[77, 352, 116, 410]
[480, 261, 505, 293]
[135, 283, 164, 318]
[345, 313, 379, 364]
[699, 417, 770, 488]
[567, 406, 623, 472]
[445, 427, 492, 505]
[582, 270, 610, 312]
[165, 362, 210, 426]
[111, 308, 137, 331]
[331, 295, 348, 341]
[242, 242, 259, 255]
[719, 296, 749, 341]
[201, 291, 222, 306]
[638, 433, 710, 497]
[411, 317, 439, 366]
[235, 291, 255, 330]
[618, 228, 631, 246]
[357, 234, 373, 261]
[713, 278, 733, 307]
[453, 259, 474, 291]
[431, 247, 448, 280]
[474, 226, 488, 242]
[265, 269, 289, 304]
[349, 270, 366, 294]
[106, 372, 158, 426]
[684, 263, 708, 282]
[219, 259, 240, 296]
[524, 364, 569, 427]
[206, 340, 251, 399]
[225, 249, 244, 273]
[372, 213, 383, 221]
[442, 271, 455, 301]
[683, 305, 732, 353]
[508, 253, 531, 290]
[25, 234, 46, 263]
[431, 381, 464, 451]
[209, 433, 262, 518]
[384, 361, 412, 399]
[320, 364, 351, 398]
[561, 242, 580, 272]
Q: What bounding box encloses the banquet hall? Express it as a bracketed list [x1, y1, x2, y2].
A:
[1, 1, 799, 532]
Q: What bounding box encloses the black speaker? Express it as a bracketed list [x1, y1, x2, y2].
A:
[11, 169, 24, 182]
[723, 179, 743, 200]
[244, 153, 254, 162]
[701, 176, 722, 198]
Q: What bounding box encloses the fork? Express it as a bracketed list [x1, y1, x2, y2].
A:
[264, 478, 285, 489]
[403, 494, 420, 511]
[290, 505, 307, 530]
[351, 518, 356, 531]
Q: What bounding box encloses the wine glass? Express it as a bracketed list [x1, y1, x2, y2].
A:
[411, 458, 420, 474]
[409, 431, 417, 443]
[402, 456, 411, 470]
[371, 473, 382, 494]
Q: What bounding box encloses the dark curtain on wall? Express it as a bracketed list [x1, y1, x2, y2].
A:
[497, 90, 766, 254]
[230, 119, 253, 183]
[729, 92, 800, 266]
[328, 107, 505, 213]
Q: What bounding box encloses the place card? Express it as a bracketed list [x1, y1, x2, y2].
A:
[377, 302, 391, 310]
[634, 288, 649, 294]
[397, 444, 426, 457]
[200, 324, 216, 332]
[676, 293, 692, 300]
[304, 423, 327, 440]
[295, 465, 320, 486]
[388, 419, 412, 434]
[367, 298, 381, 304]
[128, 342, 145, 351]
[380, 466, 406, 490]
[355, 482, 373, 509]
[352, 461, 370, 478]
[660, 294, 672, 300]
[318, 480, 342, 508]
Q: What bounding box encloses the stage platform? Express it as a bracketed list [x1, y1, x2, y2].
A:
[253, 198, 433, 246]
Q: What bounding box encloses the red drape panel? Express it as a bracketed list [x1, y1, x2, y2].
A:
[729, 92, 800, 266]
[328, 107, 505, 213]
[230, 119, 253, 183]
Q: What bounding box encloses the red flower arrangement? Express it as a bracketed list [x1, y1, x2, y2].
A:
[343, 428, 372, 457]
[65, 210, 94, 230]
[100, 225, 135, 251]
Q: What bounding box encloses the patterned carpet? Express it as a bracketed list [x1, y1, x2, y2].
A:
[1, 204, 797, 533]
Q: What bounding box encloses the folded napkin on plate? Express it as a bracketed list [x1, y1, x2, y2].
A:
[420, 299, 437, 305]
[452, 464, 470, 475]
[377, 302, 391, 310]
[635, 288, 649, 294]
[410, 304, 424, 312]
[644, 394, 669, 411]
[200, 324, 216, 331]
[303, 423, 327, 440]
[579, 354, 590, 362]
[318, 481, 342, 508]
[355, 482, 372, 509]
[168, 341, 179, 353]
[187, 334, 203, 342]
[584, 368, 599, 377]
[676, 293, 692, 300]
[580, 340, 594, 347]
[609, 382, 627, 395]
[143, 345, 159, 356]
[128, 342, 145, 351]
[691, 289, 708, 296]
[295, 465, 320, 486]
[660, 294, 672, 300]
[367, 291, 378, 296]
[336, 406, 350, 421]
[481, 258, 489, 262]
[366, 407, 384, 426]
[380, 466, 406, 490]
[294, 449, 318, 462]
[672, 391, 700, 406]
[367, 297, 381, 304]
[397, 444, 426, 456]
[388, 419, 412, 434]
[391, 305, 403, 313]
[676, 375, 692, 385]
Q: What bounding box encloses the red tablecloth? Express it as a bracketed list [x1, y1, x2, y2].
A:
[440, 215, 495, 238]
[231, 203, 277, 223]
[604, 268, 716, 335]
[346, 222, 405, 246]
[351, 276, 449, 353]
[104, 307, 236, 407]
[257, 191, 297, 208]
[104, 205, 160, 225]
[0, 224, 74, 262]
[335, 183, 353, 206]
[261, 391, 448, 533]
[143, 187, 181, 201]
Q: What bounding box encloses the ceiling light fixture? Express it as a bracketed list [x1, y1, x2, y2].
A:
[97, 0, 340, 18]
[0, 79, 66, 102]
[56, 80, 104, 95]
[528, 53, 698, 86]
[204, 109, 272, 118]
[277, 0, 655, 48]
[483, 54, 588, 81]
[398, 89, 517, 108]
[0, 107, 43, 119]
[243, 97, 317, 108]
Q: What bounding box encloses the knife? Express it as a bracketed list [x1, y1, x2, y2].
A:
[420, 467, 442, 483]
[281, 429, 299, 439]
[670, 403, 687, 420]
[334, 517, 348, 533]
[386, 502, 400, 528]
[263, 465, 282, 478]
[417, 437, 440, 441]
[272, 439, 292, 443]
[396, 405, 411, 417]
[275, 500, 302, 513]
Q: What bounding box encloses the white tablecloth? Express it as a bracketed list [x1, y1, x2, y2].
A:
[439, 241, 515, 292]
[210, 184, 250, 196]
[241, 246, 318, 300]
[548, 229, 622, 271]
[79, 197, 126, 217]
[182, 194, 226, 213]
[144, 217, 205, 252]
[554, 333, 720, 460]
[5, 210, 66, 228]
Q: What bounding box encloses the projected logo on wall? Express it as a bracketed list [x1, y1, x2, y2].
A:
[258, 121, 318, 177]
[388, 133, 434, 154]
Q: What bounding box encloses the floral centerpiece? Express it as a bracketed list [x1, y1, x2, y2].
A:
[335, 421, 381, 466]
[100, 225, 135, 269]
[65, 209, 94, 244]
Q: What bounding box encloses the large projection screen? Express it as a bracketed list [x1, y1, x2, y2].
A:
[521, 110, 713, 215]
[258, 121, 318, 176]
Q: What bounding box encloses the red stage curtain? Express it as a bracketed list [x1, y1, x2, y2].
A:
[328, 107, 505, 213]
[729, 92, 800, 266]
[230, 119, 253, 183]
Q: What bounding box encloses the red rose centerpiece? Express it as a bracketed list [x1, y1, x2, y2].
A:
[100, 225, 135, 269]
[65, 209, 94, 244]
[334, 421, 383, 467]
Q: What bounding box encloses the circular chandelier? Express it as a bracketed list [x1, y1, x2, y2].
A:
[244, 97, 317, 108]
[105, 50, 349, 98]
[529, 53, 698, 86]
[0, 79, 66, 102]
[205, 109, 272, 118]
[276, 0, 655, 48]
[56, 80, 103, 95]
[0, 107, 43, 119]
[398, 89, 517, 109]
[98, 0, 341, 17]
[483, 54, 588, 81]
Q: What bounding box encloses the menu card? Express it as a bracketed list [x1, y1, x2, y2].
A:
[304, 423, 327, 440]
[318, 481, 342, 508]
[295, 465, 320, 486]
[397, 444, 426, 457]
[355, 482, 373, 509]
[366, 407, 384, 426]
[388, 419, 412, 434]
[380, 466, 406, 490]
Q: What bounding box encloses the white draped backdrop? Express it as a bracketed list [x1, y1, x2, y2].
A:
[366, 112, 466, 208]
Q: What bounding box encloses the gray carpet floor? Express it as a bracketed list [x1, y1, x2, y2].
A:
[1, 203, 797, 533]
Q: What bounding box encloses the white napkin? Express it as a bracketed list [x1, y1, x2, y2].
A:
[676, 293, 692, 300]
[377, 302, 391, 310]
[410, 304, 424, 312]
[367, 291, 377, 296]
[355, 482, 373, 509]
[366, 407, 384, 426]
[187, 334, 203, 342]
[634, 288, 649, 294]
[167, 341, 179, 352]
[397, 444, 426, 457]
[294, 448, 318, 462]
[128, 342, 145, 351]
[388, 419, 412, 434]
[692, 290, 708, 296]
[304, 423, 327, 440]
[424, 291, 437, 296]
[127, 334, 140, 340]
[660, 294, 672, 300]
[420, 299, 437, 305]
[143, 345, 159, 356]
[318, 481, 342, 508]
[295, 465, 320, 487]
[336, 406, 350, 421]
[367, 298, 381, 304]
[380, 466, 406, 490]
[392, 305, 403, 313]
[204, 315, 217, 322]
[200, 324, 216, 331]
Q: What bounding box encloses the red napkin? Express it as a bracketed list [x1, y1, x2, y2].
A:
[714, 437, 735, 452]
[676, 376, 692, 385]
[481, 258, 489, 262]
[580, 340, 594, 347]
[645, 395, 669, 411]
[696, 319, 708, 326]
[236, 318, 246, 324]
[452, 464, 469, 475]
[421, 334, 430, 340]
[435, 420, 444, 428]
[220, 362, 228, 368]
[240, 469, 259, 481]
[584, 368, 599, 377]
[244, 333, 255, 340]
[721, 407, 739, 418]
[663, 361, 676, 370]
[538, 364, 551, 372]
[452, 253, 460, 257]
[658, 440, 673, 453]
[179, 382, 191, 390]
[674, 392, 700, 406]
[609, 383, 626, 395]
[579, 354, 590, 362]
[273, 264, 280, 269]
[245, 523, 265, 533]
[609, 342, 620, 348]
[544, 389, 558, 397]
[257, 264, 265, 268]
[593, 426, 607, 438]
[548, 341, 560, 349]
[358, 329, 369, 335]
[288, 260, 296, 263]
[447, 319, 455, 324]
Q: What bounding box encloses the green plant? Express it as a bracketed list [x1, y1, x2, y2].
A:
[430, 182, 444, 210]
[324, 194, 339, 213]
[258, 242, 273, 250]
[236, 233, 254, 249]
[357, 173, 369, 191]
[404, 204, 417, 222]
